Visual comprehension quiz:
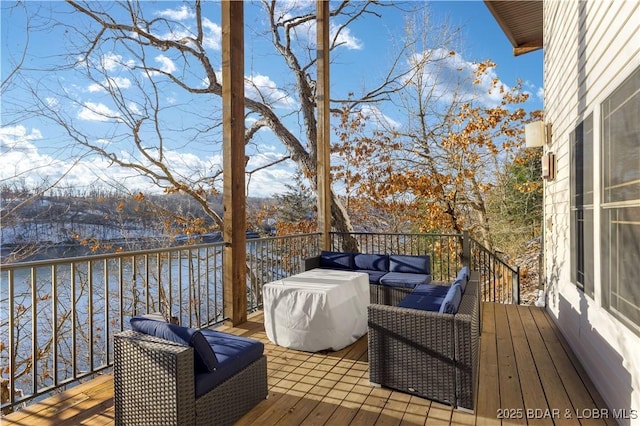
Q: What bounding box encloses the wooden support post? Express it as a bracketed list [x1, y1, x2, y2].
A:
[222, 1, 247, 326]
[462, 230, 471, 267]
[316, 0, 331, 250]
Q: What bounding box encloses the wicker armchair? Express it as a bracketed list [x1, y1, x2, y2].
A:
[114, 330, 268, 426]
[367, 273, 480, 411]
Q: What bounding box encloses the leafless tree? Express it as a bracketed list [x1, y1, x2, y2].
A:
[4, 1, 451, 243]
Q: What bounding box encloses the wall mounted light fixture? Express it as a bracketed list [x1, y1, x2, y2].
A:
[542, 152, 556, 180]
[525, 121, 552, 147]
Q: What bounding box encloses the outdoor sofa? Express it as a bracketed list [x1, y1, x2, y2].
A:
[367, 268, 480, 411]
[304, 251, 432, 305]
[114, 315, 268, 426]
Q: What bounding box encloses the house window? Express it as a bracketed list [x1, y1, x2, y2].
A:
[601, 66, 640, 334]
[570, 114, 594, 297]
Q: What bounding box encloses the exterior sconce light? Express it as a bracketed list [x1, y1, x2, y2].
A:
[542, 152, 556, 180]
[525, 121, 552, 148]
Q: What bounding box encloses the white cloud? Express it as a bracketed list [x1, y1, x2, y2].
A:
[0, 124, 292, 198]
[87, 83, 102, 93]
[360, 105, 401, 130]
[78, 102, 120, 122]
[536, 86, 544, 102]
[247, 167, 295, 198]
[0, 126, 66, 185]
[158, 5, 195, 21]
[45, 97, 59, 108]
[246, 74, 297, 109]
[331, 25, 363, 50]
[145, 54, 177, 77]
[100, 52, 135, 72]
[408, 48, 511, 108]
[202, 18, 222, 50]
[155, 55, 176, 74]
[127, 102, 142, 115]
[152, 16, 220, 51]
[246, 153, 295, 197]
[85, 53, 136, 92]
[88, 77, 132, 93]
[1, 125, 42, 143]
[272, 5, 362, 51]
[101, 52, 123, 72]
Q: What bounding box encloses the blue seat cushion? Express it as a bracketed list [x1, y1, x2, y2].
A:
[130, 317, 218, 373]
[439, 283, 463, 314]
[194, 330, 264, 398]
[379, 272, 432, 288]
[398, 284, 450, 312]
[411, 283, 449, 296]
[356, 269, 387, 284]
[353, 253, 388, 271]
[319, 251, 354, 270]
[389, 254, 430, 274]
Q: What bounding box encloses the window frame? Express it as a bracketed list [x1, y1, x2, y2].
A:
[600, 65, 640, 335]
[570, 114, 594, 297]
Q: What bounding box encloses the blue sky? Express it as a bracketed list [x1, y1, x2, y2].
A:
[1, 1, 542, 198]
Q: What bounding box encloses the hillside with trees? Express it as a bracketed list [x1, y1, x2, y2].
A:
[1, 1, 543, 278]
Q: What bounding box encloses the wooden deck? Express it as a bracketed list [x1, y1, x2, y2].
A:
[3, 303, 616, 425]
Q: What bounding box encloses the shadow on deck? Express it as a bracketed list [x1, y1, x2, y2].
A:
[2, 303, 615, 425]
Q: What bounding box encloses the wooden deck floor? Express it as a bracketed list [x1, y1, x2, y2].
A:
[3, 303, 616, 425]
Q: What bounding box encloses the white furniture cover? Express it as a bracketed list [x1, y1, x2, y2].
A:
[263, 269, 369, 352]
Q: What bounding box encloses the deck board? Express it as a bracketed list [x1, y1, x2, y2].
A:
[2, 303, 616, 425]
[495, 303, 526, 426]
[506, 304, 553, 426]
[476, 302, 501, 426]
[518, 307, 578, 425]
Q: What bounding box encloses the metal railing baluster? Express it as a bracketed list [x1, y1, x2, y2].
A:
[0, 232, 517, 412]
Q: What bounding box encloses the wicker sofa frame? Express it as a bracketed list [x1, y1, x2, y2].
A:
[114, 330, 268, 426]
[367, 272, 480, 411]
[370, 284, 414, 306]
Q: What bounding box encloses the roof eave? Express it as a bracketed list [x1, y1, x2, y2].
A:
[484, 0, 544, 56]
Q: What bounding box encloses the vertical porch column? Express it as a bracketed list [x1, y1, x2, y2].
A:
[222, 0, 247, 325]
[316, 0, 331, 250]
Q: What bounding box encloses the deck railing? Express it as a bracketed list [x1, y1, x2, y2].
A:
[0, 231, 516, 413]
[469, 238, 520, 305]
[0, 243, 227, 414]
[329, 231, 465, 281]
[328, 231, 519, 304]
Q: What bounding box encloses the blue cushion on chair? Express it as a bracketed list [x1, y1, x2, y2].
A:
[130, 317, 219, 373]
[455, 266, 470, 292]
[356, 269, 388, 284]
[354, 253, 388, 271]
[194, 330, 264, 397]
[411, 283, 449, 296]
[389, 255, 430, 274]
[453, 277, 467, 293]
[379, 272, 432, 288]
[439, 284, 462, 314]
[457, 266, 470, 282]
[319, 251, 354, 269]
[398, 285, 449, 312]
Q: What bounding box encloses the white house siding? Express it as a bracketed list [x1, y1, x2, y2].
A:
[543, 0, 640, 424]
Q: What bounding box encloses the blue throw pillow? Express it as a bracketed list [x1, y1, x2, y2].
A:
[457, 266, 470, 282]
[130, 316, 219, 373]
[319, 251, 353, 269]
[389, 254, 430, 274]
[439, 284, 462, 314]
[453, 277, 467, 293]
